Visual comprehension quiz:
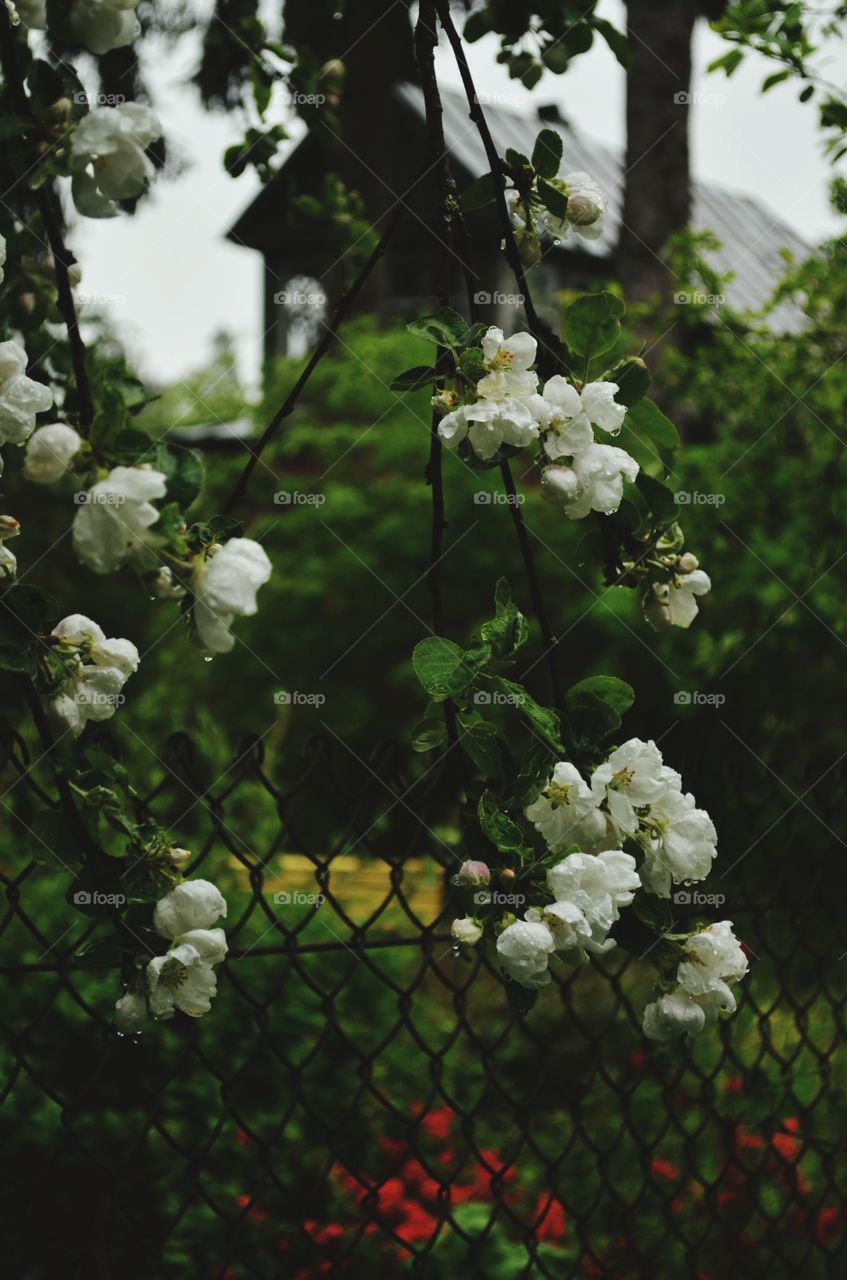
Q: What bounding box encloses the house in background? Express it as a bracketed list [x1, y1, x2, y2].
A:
[228, 82, 810, 364]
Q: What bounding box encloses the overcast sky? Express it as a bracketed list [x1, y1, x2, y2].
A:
[69, 0, 847, 389]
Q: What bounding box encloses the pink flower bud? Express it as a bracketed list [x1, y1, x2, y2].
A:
[459, 859, 490, 887]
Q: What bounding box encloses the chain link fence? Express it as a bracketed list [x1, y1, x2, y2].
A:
[2, 725, 846, 1279]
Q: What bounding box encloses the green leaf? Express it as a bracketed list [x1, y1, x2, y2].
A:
[410, 718, 448, 752]
[494, 677, 565, 753]
[707, 49, 744, 77]
[762, 69, 792, 93]
[478, 790, 529, 856]
[407, 307, 468, 348]
[531, 128, 563, 180]
[153, 444, 205, 511]
[111, 426, 154, 464]
[567, 690, 621, 745]
[458, 717, 509, 780]
[633, 892, 674, 932]
[604, 356, 651, 407]
[536, 178, 568, 222]
[567, 675, 634, 718]
[593, 16, 631, 68]
[478, 578, 528, 660]
[390, 365, 435, 392]
[412, 637, 490, 702]
[463, 9, 490, 41]
[504, 148, 531, 172]
[460, 171, 501, 212]
[626, 398, 681, 473]
[564, 291, 626, 359]
[636, 472, 677, 525]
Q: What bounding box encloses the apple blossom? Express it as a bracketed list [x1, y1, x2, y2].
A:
[0, 544, 16, 578]
[526, 900, 592, 953]
[190, 537, 273, 655]
[0, 339, 53, 448]
[541, 444, 638, 519]
[638, 788, 718, 898]
[438, 396, 539, 461]
[70, 103, 163, 219]
[114, 989, 148, 1034]
[590, 738, 669, 836]
[642, 989, 706, 1041]
[72, 464, 167, 573]
[47, 614, 139, 735]
[70, 0, 141, 56]
[476, 327, 538, 400]
[536, 376, 594, 458]
[526, 761, 608, 854]
[546, 850, 640, 954]
[24, 423, 82, 484]
[147, 942, 220, 1019]
[153, 878, 228, 938]
[643, 922, 747, 1040]
[539, 172, 606, 242]
[644, 561, 712, 631]
[496, 918, 557, 989]
[0, 516, 19, 540]
[452, 917, 483, 946]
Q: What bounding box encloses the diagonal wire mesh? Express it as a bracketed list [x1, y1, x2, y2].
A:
[2, 727, 846, 1279]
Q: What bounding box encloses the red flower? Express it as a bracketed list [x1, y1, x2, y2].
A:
[734, 1125, 765, 1152]
[630, 1049, 647, 1070]
[650, 1157, 680, 1182]
[771, 1131, 801, 1163]
[534, 1193, 567, 1243]
[720, 1076, 744, 1095]
[419, 1106, 455, 1140]
[234, 1194, 268, 1224]
[816, 1206, 843, 1245]
[234, 1128, 250, 1147]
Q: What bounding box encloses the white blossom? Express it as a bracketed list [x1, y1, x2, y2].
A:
[153, 879, 228, 938]
[451, 916, 483, 946]
[477, 327, 538, 400]
[591, 738, 669, 836]
[0, 544, 16, 578]
[70, 0, 140, 55]
[438, 396, 538, 461]
[24, 423, 82, 484]
[541, 444, 638, 519]
[526, 900, 592, 953]
[0, 340, 53, 446]
[643, 922, 748, 1040]
[546, 850, 640, 954]
[147, 942, 220, 1019]
[71, 103, 162, 219]
[496, 919, 556, 989]
[72, 464, 167, 573]
[191, 537, 272, 655]
[48, 613, 139, 735]
[0, 515, 20, 540]
[645, 563, 712, 631]
[525, 761, 608, 855]
[536, 376, 594, 457]
[642, 989, 706, 1041]
[639, 787, 718, 898]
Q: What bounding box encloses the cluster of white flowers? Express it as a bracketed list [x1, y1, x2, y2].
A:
[644, 553, 712, 631]
[24, 422, 83, 484]
[495, 849, 640, 988]
[47, 613, 139, 736]
[72, 464, 167, 573]
[115, 879, 229, 1032]
[190, 537, 273, 656]
[452, 737, 727, 1019]
[0, 339, 53, 465]
[436, 327, 638, 519]
[70, 103, 162, 219]
[643, 921, 748, 1040]
[70, 0, 141, 55]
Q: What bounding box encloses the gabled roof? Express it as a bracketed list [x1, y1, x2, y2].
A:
[229, 82, 811, 331]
